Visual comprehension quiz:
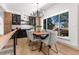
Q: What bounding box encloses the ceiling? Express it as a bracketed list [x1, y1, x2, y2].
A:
[0, 3, 56, 16]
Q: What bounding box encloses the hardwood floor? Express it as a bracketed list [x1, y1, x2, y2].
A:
[6, 38, 79, 55]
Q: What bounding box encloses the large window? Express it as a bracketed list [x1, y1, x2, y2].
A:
[43, 19, 47, 30]
[43, 12, 69, 37]
[59, 12, 69, 36]
[47, 15, 59, 29]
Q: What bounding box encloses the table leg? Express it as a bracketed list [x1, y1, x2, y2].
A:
[15, 37, 17, 45]
[15, 30, 18, 45]
[39, 41, 43, 52]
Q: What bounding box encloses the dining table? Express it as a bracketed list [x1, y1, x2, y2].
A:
[33, 31, 49, 36]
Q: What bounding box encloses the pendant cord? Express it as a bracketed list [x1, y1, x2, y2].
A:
[37, 3, 39, 16]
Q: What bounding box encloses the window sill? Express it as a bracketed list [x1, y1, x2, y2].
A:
[57, 36, 70, 41]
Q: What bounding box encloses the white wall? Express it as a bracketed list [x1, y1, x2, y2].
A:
[0, 10, 4, 35]
[41, 3, 79, 48]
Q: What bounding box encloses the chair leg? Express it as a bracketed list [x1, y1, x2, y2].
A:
[28, 40, 31, 46]
[51, 43, 58, 54]
[39, 42, 43, 52]
[31, 42, 39, 51]
[54, 43, 58, 53]
[31, 42, 34, 51]
[30, 41, 34, 51]
[47, 45, 51, 55]
[48, 47, 50, 55]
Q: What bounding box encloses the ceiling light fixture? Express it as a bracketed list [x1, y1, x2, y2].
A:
[31, 3, 44, 18]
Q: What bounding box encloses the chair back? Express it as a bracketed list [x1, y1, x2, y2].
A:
[27, 30, 40, 41]
[41, 30, 51, 45]
[26, 30, 30, 39]
[28, 30, 34, 41]
[49, 30, 57, 45]
[26, 29, 34, 39]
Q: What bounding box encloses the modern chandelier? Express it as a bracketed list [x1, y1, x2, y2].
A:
[31, 3, 44, 17]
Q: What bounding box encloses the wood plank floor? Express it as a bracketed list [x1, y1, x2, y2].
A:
[6, 38, 79, 55]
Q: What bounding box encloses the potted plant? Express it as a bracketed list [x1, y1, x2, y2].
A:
[34, 25, 42, 32]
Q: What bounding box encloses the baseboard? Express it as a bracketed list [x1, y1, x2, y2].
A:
[57, 41, 79, 51]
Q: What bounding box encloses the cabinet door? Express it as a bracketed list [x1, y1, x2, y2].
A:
[12, 14, 21, 25]
[4, 12, 12, 34]
[29, 16, 36, 25]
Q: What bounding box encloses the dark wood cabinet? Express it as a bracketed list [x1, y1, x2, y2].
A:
[29, 16, 36, 26]
[12, 14, 21, 25]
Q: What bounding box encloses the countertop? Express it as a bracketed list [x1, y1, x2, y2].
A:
[12, 25, 34, 29]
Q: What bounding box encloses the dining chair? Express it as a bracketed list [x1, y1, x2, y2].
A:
[26, 29, 34, 40]
[41, 30, 58, 55]
[26, 30, 40, 51]
[26, 29, 35, 46]
[26, 30, 31, 46]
